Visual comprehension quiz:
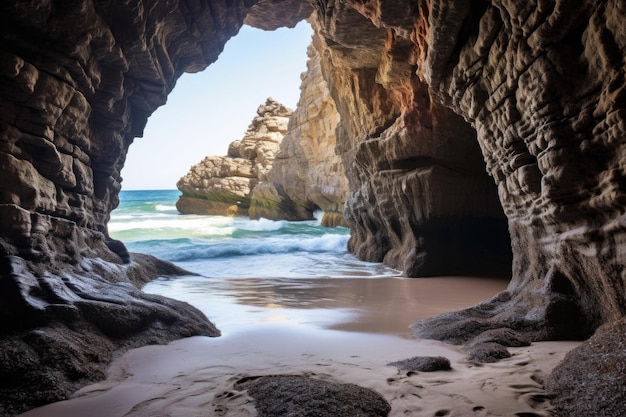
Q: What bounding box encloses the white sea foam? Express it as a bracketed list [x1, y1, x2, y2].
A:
[234, 217, 284, 232]
[108, 215, 235, 241]
[299, 234, 348, 252]
[154, 233, 350, 264]
[313, 209, 324, 223]
[155, 204, 177, 211]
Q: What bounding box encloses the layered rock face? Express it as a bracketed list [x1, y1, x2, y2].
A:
[250, 44, 349, 227]
[176, 98, 292, 216]
[253, 2, 626, 411]
[295, 0, 626, 342]
[405, 0, 626, 341]
[0, 1, 244, 414]
[309, 8, 511, 277]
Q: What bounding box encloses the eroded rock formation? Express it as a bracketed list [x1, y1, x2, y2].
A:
[249, 0, 626, 343]
[546, 317, 626, 416]
[0, 1, 242, 414]
[2, 0, 626, 415]
[176, 98, 292, 216]
[404, 1, 626, 341]
[250, 43, 349, 227]
[308, 8, 512, 277]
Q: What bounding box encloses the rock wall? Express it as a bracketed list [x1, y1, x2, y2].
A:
[406, 0, 626, 341]
[176, 98, 292, 216]
[310, 7, 511, 276]
[250, 43, 349, 227]
[290, 0, 626, 342]
[0, 1, 245, 414]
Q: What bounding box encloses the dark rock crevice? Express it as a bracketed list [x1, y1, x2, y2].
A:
[312, 19, 512, 277]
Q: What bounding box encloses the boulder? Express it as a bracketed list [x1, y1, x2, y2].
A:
[235, 374, 391, 417]
[546, 319, 626, 416]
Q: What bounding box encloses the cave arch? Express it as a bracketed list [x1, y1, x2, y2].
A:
[120, 22, 313, 190]
[2, 1, 626, 415]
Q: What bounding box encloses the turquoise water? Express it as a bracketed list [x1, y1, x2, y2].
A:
[108, 191, 509, 338]
[109, 190, 401, 334]
[109, 190, 399, 279]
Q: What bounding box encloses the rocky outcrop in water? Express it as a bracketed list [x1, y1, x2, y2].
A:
[178, 44, 349, 227]
[176, 98, 292, 216]
[2, 0, 626, 414]
[250, 44, 349, 227]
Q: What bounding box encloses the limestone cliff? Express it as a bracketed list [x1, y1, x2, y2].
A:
[1, 0, 626, 415]
[250, 43, 349, 227]
[176, 98, 292, 216]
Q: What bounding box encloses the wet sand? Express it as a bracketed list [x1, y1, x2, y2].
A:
[19, 276, 580, 416]
[140, 275, 511, 338]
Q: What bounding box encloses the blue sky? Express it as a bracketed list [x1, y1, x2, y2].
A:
[121, 21, 313, 190]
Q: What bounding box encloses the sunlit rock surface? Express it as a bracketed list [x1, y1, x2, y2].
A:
[250, 43, 349, 226]
[2, 0, 626, 415]
[176, 98, 292, 216]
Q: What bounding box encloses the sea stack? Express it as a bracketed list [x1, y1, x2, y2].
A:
[175, 98, 292, 216]
[249, 43, 349, 227]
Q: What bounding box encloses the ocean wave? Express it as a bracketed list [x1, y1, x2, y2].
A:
[233, 217, 284, 232]
[112, 190, 402, 280]
[108, 212, 173, 221]
[136, 233, 350, 262]
[109, 216, 235, 241]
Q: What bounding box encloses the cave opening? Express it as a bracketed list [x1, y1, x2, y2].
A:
[109, 19, 352, 271]
[119, 21, 313, 191]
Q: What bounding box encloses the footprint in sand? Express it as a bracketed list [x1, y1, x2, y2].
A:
[508, 383, 552, 411]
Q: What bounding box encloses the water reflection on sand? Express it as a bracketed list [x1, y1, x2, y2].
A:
[145, 275, 509, 338]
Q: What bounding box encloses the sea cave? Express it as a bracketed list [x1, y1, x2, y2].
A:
[1, 1, 625, 416]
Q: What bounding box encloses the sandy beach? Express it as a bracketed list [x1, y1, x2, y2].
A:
[19, 276, 580, 416]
